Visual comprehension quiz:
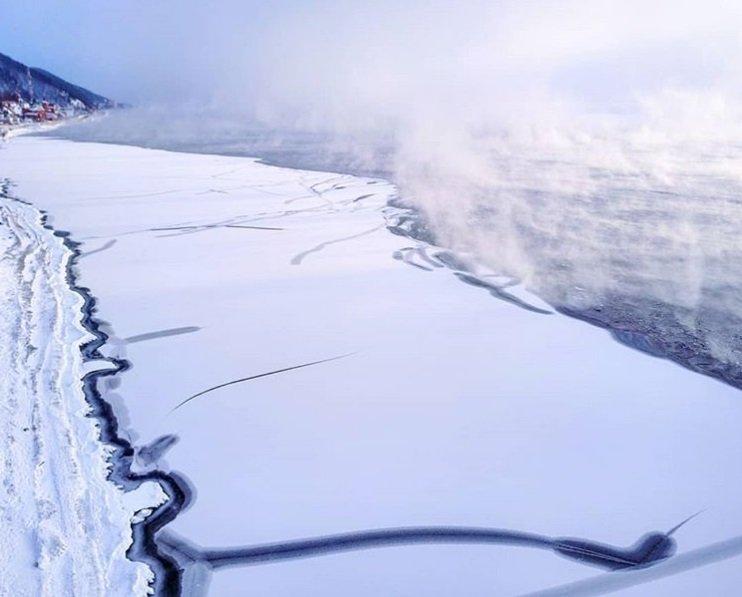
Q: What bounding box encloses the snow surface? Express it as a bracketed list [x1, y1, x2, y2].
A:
[0, 187, 164, 596]
[2, 136, 742, 595]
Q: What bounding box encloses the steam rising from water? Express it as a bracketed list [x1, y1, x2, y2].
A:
[54, 1, 742, 385]
[394, 100, 742, 383]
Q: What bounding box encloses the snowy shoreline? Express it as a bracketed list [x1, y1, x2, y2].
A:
[2, 136, 742, 595]
[0, 180, 164, 595]
[56, 210, 192, 594]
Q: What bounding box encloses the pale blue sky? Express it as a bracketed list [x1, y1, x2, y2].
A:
[0, 1, 276, 102]
[2, 0, 740, 113]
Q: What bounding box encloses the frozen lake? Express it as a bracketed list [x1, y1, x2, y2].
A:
[2, 135, 742, 595]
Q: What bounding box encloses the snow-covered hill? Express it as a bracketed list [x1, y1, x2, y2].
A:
[0, 51, 113, 123]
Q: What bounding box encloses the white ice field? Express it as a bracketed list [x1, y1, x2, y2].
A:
[1, 135, 742, 596]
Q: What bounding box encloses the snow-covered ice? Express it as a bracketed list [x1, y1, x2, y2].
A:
[2, 135, 742, 595]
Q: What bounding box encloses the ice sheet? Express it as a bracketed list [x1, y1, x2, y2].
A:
[2, 136, 742, 595]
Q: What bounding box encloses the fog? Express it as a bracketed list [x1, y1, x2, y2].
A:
[23, 0, 742, 383]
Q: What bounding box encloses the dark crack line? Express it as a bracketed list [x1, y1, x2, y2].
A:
[80, 239, 117, 257]
[454, 272, 552, 315]
[170, 353, 355, 412]
[291, 225, 383, 265]
[523, 534, 742, 597]
[83, 189, 183, 200]
[151, 223, 283, 233]
[159, 519, 697, 575]
[224, 224, 284, 231]
[124, 326, 201, 345]
[161, 527, 553, 570]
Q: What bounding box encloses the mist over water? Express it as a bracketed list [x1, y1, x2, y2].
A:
[53, 1, 742, 387]
[395, 112, 742, 386]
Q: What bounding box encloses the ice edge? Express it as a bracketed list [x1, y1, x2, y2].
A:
[0, 178, 190, 596]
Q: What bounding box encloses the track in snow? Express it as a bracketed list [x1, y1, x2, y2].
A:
[0, 186, 163, 596]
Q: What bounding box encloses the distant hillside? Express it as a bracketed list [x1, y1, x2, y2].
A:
[0, 51, 114, 110]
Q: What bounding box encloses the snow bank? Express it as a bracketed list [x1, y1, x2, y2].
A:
[0, 184, 164, 596]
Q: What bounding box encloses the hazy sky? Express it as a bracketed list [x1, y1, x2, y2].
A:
[3, 1, 741, 122]
[0, 1, 277, 102]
